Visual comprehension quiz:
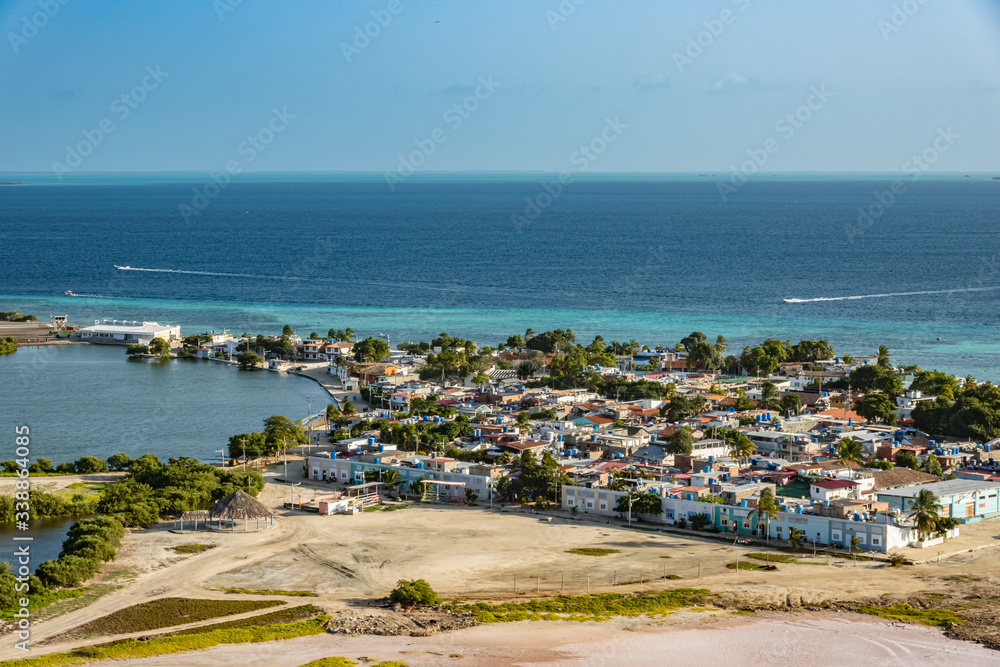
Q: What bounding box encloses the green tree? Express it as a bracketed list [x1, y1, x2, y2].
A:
[856, 392, 897, 425]
[758, 382, 779, 410]
[126, 344, 149, 357]
[727, 432, 755, 466]
[687, 341, 721, 371]
[876, 345, 892, 369]
[836, 437, 866, 467]
[343, 401, 356, 416]
[755, 488, 779, 544]
[680, 331, 708, 352]
[106, 453, 133, 471]
[227, 432, 267, 460]
[236, 350, 262, 370]
[922, 454, 943, 477]
[354, 337, 390, 362]
[780, 393, 802, 417]
[666, 428, 694, 455]
[389, 579, 439, 606]
[850, 535, 861, 559]
[74, 456, 107, 474]
[148, 338, 171, 356]
[282, 324, 294, 336]
[262, 415, 307, 454]
[894, 450, 920, 470]
[788, 527, 805, 555]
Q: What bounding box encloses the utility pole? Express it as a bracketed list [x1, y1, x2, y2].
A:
[241, 436, 247, 471]
[215, 449, 225, 469]
[282, 438, 287, 480]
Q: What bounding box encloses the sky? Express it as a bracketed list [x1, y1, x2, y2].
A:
[1, 0, 999, 174]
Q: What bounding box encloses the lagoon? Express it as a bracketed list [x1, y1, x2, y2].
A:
[0, 345, 320, 465]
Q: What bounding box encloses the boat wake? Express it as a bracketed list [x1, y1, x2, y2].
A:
[112, 265, 457, 292]
[783, 286, 1000, 303]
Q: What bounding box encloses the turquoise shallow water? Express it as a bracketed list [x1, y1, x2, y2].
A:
[4, 292, 999, 381]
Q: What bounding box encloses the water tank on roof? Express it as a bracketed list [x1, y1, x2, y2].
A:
[332, 452, 338, 460]
[853, 513, 862, 521]
[686, 493, 694, 501]
[722, 473, 729, 481]
[614, 453, 622, 459]
[780, 504, 788, 511]
[373, 457, 380, 464]
[822, 499, 829, 507]
[812, 438, 818, 443]
[953, 448, 960, 455]
[378, 444, 385, 453]
[796, 506, 803, 514]
[474, 429, 481, 438]
[503, 426, 508, 433]
[496, 417, 502, 424]
[929, 440, 936, 447]
[557, 434, 564, 442]
[708, 477, 716, 485]
[848, 418, 852, 426]
[704, 465, 710, 473]
[368, 437, 375, 446]
[986, 444, 992, 452]
[740, 500, 747, 507]
[591, 434, 598, 441]
[709, 455, 715, 463]
[417, 461, 424, 469]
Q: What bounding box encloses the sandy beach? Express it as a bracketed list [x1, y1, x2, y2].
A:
[102, 612, 999, 666]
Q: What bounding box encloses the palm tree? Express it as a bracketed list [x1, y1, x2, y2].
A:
[728, 433, 756, 467]
[758, 382, 779, 410]
[788, 527, 805, 556]
[907, 488, 942, 541]
[836, 437, 866, 468]
[780, 393, 802, 418]
[714, 335, 727, 356]
[380, 467, 400, 492]
[876, 345, 892, 369]
[755, 488, 779, 544]
[850, 535, 861, 561]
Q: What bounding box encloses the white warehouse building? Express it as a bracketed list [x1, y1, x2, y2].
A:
[79, 319, 181, 346]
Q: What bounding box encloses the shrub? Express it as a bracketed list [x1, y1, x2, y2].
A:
[36, 555, 100, 588]
[887, 553, 912, 567]
[565, 548, 619, 557]
[389, 579, 439, 607]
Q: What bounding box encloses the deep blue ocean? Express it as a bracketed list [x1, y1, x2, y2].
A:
[2, 175, 1000, 379]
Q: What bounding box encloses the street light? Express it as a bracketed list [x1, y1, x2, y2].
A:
[289, 481, 302, 511]
[215, 449, 225, 468]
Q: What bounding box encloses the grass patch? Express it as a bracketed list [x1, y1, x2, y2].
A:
[30, 584, 122, 624]
[0, 617, 327, 667]
[726, 561, 776, 571]
[297, 660, 357, 667]
[745, 552, 796, 564]
[452, 588, 711, 623]
[166, 604, 325, 636]
[565, 548, 620, 557]
[66, 597, 284, 637]
[363, 504, 407, 513]
[0, 589, 88, 621]
[215, 587, 317, 597]
[171, 543, 217, 554]
[65, 482, 105, 491]
[857, 603, 963, 628]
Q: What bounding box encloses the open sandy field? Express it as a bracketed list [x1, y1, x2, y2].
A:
[102, 613, 1000, 666]
[5, 475, 1000, 663]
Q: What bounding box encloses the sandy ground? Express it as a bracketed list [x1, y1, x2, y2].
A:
[5, 478, 1000, 662]
[0, 473, 123, 497]
[93, 613, 1000, 666]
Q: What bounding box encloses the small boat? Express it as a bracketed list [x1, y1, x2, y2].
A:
[64, 290, 76, 296]
[113, 265, 132, 270]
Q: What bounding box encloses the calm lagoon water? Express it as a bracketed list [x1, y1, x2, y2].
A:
[0, 344, 320, 465]
[0, 516, 77, 573]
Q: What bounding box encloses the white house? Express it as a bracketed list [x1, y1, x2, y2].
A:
[810, 478, 859, 502]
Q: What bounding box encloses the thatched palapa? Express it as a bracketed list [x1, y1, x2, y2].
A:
[209, 489, 273, 521]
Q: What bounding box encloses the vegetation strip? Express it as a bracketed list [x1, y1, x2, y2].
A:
[451, 589, 711, 623]
[0, 617, 327, 667]
[215, 587, 317, 597]
[64, 597, 284, 637]
[857, 603, 963, 628]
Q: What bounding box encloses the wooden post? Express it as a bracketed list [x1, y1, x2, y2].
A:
[698, 562, 701, 578]
[513, 575, 516, 592]
[466, 576, 469, 594]
[613, 570, 617, 586]
[536, 576, 539, 592]
[561, 573, 564, 590]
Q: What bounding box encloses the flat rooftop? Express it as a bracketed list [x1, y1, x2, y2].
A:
[877, 479, 1000, 498]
